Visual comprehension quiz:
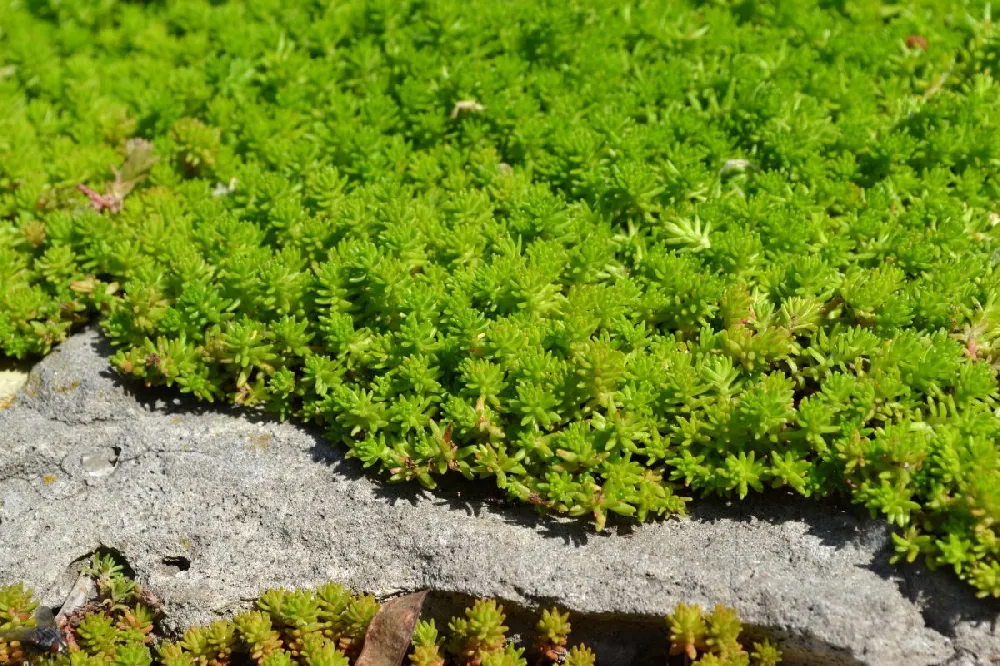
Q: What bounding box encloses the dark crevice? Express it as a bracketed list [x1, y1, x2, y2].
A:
[414, 589, 862, 666]
[161, 556, 191, 574]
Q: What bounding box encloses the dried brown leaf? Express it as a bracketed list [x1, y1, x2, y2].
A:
[355, 591, 429, 666]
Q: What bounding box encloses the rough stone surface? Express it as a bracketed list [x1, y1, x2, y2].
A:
[1, 328, 999, 665]
[0, 363, 29, 409]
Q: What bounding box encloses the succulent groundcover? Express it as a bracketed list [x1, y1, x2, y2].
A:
[0, 555, 783, 666]
[2, 0, 1000, 602]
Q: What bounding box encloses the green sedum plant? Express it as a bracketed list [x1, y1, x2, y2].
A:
[666, 602, 780, 666]
[0, 556, 158, 666]
[443, 600, 513, 666]
[2, 562, 778, 666]
[2, 0, 1000, 596]
[0, 582, 44, 664]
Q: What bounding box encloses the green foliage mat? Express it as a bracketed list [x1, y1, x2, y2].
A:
[2, 0, 1000, 595]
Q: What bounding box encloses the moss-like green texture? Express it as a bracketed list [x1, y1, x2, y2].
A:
[2, 0, 1000, 594]
[0, 555, 781, 666]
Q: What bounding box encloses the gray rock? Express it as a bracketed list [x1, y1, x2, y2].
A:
[1, 328, 998, 665]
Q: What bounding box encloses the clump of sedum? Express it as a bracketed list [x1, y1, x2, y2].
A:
[0, 559, 781, 666]
[1, 0, 1000, 595]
